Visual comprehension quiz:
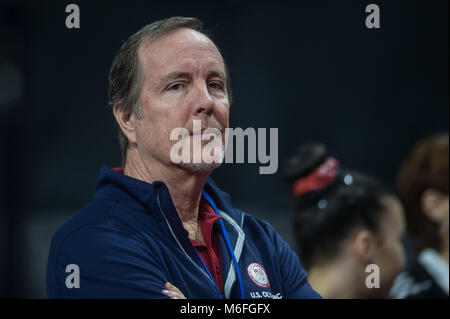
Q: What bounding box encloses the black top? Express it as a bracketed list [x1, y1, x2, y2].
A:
[390, 250, 448, 299]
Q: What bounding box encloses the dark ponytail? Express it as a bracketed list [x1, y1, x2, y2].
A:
[283, 143, 392, 270]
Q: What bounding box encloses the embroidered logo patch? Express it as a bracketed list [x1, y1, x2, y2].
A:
[247, 263, 270, 288]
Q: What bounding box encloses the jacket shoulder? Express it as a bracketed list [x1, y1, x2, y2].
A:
[50, 198, 118, 246]
[238, 210, 279, 239]
[46, 200, 166, 298]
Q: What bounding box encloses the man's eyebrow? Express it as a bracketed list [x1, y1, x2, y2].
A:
[160, 71, 192, 85]
[208, 70, 227, 81]
[158, 69, 227, 88]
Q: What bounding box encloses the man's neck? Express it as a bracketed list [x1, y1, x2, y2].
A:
[123, 148, 211, 241]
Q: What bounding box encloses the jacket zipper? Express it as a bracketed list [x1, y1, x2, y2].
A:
[156, 189, 222, 298]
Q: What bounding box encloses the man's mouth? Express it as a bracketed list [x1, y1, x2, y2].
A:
[190, 128, 205, 136]
[190, 128, 220, 136]
[187, 118, 223, 136]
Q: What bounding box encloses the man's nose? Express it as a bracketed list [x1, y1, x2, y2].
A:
[192, 82, 214, 116]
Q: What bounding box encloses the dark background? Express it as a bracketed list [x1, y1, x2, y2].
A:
[0, 0, 448, 298]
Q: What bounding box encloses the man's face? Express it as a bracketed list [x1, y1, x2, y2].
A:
[134, 28, 230, 171]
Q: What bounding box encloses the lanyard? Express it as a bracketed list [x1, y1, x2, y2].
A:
[201, 190, 246, 299]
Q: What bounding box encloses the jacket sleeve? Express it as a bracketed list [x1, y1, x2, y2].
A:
[46, 224, 170, 298]
[263, 221, 322, 299]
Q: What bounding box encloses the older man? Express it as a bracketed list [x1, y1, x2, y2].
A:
[46, 17, 320, 299]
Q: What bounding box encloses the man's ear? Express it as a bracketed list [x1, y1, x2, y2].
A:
[421, 189, 447, 223]
[113, 102, 138, 145]
[350, 229, 377, 264]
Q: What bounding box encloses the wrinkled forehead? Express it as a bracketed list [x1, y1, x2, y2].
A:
[138, 28, 225, 79]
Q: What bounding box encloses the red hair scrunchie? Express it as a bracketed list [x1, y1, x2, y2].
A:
[292, 157, 339, 197]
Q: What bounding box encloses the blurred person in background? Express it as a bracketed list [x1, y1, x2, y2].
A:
[390, 133, 449, 299]
[283, 143, 406, 298]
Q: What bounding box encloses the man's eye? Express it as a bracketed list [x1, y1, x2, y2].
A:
[168, 83, 184, 91]
[208, 82, 224, 90]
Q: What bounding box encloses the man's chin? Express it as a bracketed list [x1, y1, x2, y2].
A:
[176, 161, 223, 173]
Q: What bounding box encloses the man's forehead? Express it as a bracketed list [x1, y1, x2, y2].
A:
[139, 28, 225, 75]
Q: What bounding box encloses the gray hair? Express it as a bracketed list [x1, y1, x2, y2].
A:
[108, 17, 232, 166]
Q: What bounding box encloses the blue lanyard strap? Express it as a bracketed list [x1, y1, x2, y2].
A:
[201, 190, 246, 299]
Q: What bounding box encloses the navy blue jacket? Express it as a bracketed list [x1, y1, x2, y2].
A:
[46, 166, 321, 299]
